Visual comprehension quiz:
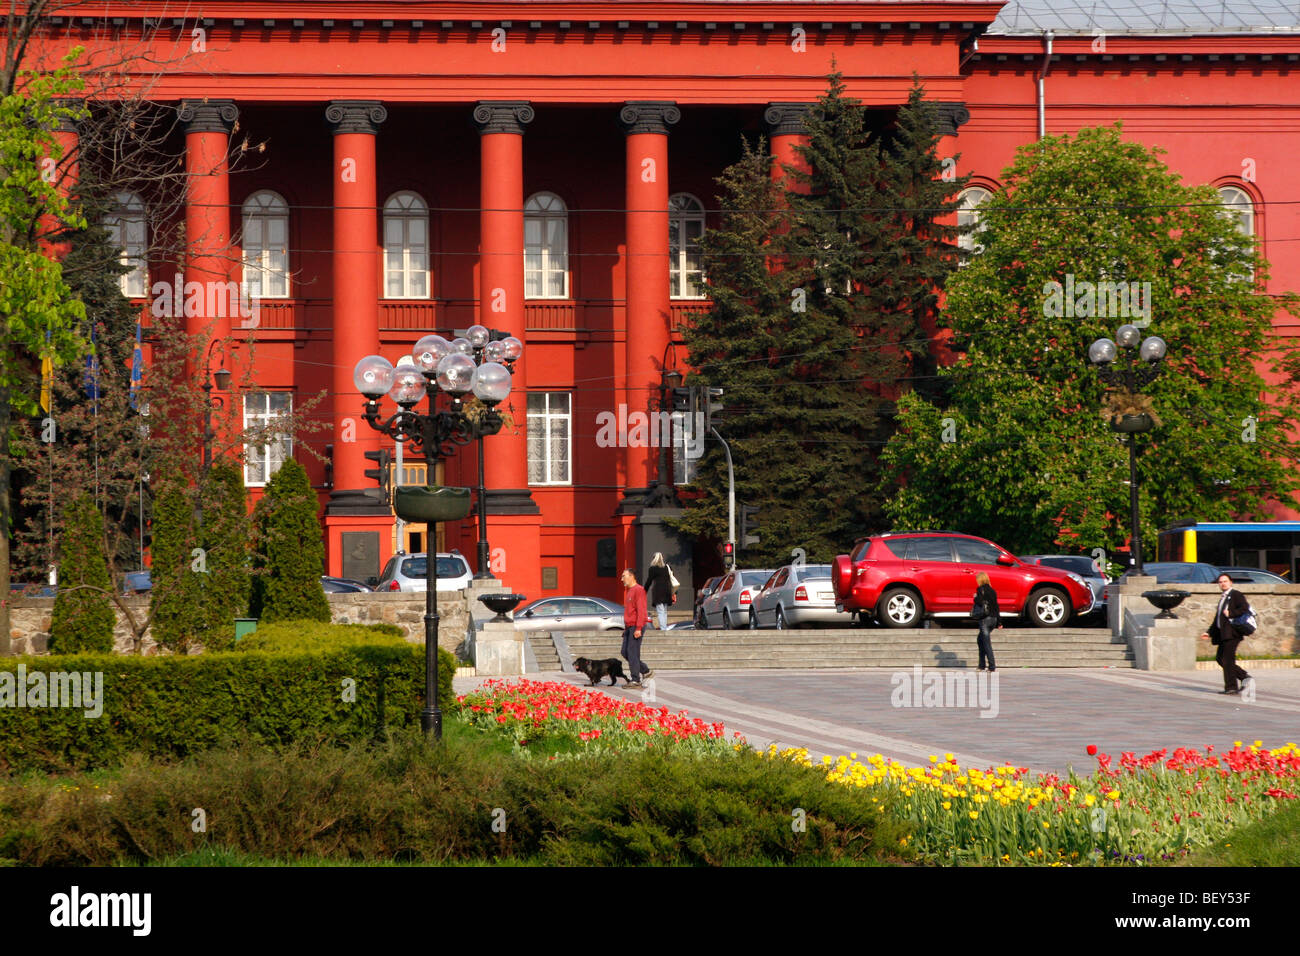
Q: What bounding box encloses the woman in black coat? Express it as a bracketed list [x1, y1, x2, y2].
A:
[973, 572, 1001, 672]
[644, 553, 674, 630]
[1201, 572, 1254, 695]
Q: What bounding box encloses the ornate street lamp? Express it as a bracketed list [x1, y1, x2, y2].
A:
[353, 333, 517, 739]
[1088, 323, 1167, 575]
[460, 325, 523, 580]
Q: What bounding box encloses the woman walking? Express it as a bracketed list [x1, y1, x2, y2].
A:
[644, 553, 674, 630]
[973, 572, 1001, 672]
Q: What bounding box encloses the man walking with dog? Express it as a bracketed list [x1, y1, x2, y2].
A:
[620, 568, 652, 688]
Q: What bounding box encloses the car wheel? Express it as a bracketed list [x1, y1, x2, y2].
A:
[775, 606, 788, 630]
[748, 609, 758, 630]
[1029, 587, 1069, 627]
[878, 588, 922, 628]
[723, 608, 734, 630]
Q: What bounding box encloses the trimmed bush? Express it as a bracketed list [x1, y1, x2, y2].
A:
[0, 728, 907, 866]
[49, 494, 115, 653]
[0, 640, 456, 773]
[251, 458, 330, 623]
[234, 620, 408, 652]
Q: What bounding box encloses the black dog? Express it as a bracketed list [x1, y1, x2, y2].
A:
[572, 656, 629, 686]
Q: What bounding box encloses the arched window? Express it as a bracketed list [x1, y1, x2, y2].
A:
[106, 192, 147, 298]
[524, 192, 569, 299]
[957, 186, 992, 257]
[669, 193, 706, 299]
[383, 191, 430, 298]
[241, 191, 289, 299]
[1217, 186, 1255, 238]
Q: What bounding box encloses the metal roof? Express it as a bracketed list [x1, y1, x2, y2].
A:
[988, 0, 1300, 36]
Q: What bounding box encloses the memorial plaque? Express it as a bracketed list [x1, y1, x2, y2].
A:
[341, 531, 380, 584]
[596, 538, 617, 577]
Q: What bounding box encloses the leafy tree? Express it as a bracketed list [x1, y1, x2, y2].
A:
[48, 493, 114, 653]
[882, 124, 1300, 556]
[252, 457, 330, 623]
[0, 57, 89, 652]
[673, 74, 965, 563]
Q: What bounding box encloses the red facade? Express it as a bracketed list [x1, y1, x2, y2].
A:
[29, 2, 1300, 604]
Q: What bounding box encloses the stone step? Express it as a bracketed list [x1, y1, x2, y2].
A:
[565, 658, 1136, 670]
[561, 653, 1134, 665]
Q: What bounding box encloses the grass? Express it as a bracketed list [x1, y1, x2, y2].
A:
[1177, 799, 1300, 866]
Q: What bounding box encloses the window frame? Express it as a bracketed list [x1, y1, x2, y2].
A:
[526, 391, 572, 486]
[106, 191, 148, 299]
[242, 391, 293, 487]
[382, 191, 431, 299]
[524, 191, 570, 300]
[241, 190, 291, 300]
[669, 193, 707, 299]
[957, 186, 992, 258]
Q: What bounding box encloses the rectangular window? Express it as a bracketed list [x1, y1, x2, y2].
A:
[527, 392, 571, 485]
[243, 218, 289, 299]
[243, 392, 292, 486]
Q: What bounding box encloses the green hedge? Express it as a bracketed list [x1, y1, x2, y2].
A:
[0, 640, 457, 774]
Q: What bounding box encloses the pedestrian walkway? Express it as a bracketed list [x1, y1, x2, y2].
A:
[454, 667, 1300, 776]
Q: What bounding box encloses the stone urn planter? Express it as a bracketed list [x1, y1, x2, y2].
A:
[1113, 413, 1154, 433]
[1143, 589, 1191, 619]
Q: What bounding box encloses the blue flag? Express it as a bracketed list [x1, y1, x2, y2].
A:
[129, 321, 144, 410]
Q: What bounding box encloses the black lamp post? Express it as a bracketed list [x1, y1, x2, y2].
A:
[644, 356, 683, 509]
[1088, 324, 1166, 576]
[353, 333, 518, 739]
[200, 340, 232, 472]
[459, 325, 523, 580]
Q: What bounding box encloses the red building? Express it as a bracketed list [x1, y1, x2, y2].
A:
[31, 1, 1300, 604]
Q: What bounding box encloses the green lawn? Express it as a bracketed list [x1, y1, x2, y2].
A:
[1177, 799, 1300, 866]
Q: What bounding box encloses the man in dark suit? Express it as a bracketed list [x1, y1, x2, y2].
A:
[1200, 572, 1254, 695]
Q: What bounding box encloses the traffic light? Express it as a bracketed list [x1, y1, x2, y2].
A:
[671, 386, 693, 414]
[363, 448, 392, 500]
[740, 503, 761, 549]
[722, 540, 735, 567]
[705, 386, 724, 431]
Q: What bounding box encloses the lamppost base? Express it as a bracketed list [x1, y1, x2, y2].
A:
[421, 708, 443, 740]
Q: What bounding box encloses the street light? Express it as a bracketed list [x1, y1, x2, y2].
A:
[1088, 323, 1166, 576]
[456, 325, 523, 580]
[200, 339, 232, 472]
[353, 332, 517, 739]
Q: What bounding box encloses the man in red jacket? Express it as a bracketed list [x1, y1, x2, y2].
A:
[620, 568, 652, 687]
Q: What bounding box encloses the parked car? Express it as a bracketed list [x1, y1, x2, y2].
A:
[372, 552, 473, 592]
[513, 596, 625, 632]
[321, 576, 373, 593]
[1137, 562, 1224, 585]
[123, 570, 152, 593]
[832, 532, 1095, 628]
[749, 563, 852, 629]
[698, 569, 775, 629]
[9, 582, 57, 597]
[695, 575, 722, 613]
[1019, 555, 1108, 617]
[1217, 566, 1290, 585]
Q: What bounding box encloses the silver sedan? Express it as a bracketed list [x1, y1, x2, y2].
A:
[749, 564, 851, 629]
[698, 569, 774, 630]
[513, 596, 625, 632]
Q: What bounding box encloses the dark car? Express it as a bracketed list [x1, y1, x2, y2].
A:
[1020, 555, 1108, 617]
[321, 576, 373, 593]
[1216, 566, 1290, 585]
[832, 532, 1095, 628]
[1138, 562, 1224, 584]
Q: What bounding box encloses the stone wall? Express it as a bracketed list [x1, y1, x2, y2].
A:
[327, 592, 471, 658]
[1113, 581, 1300, 659]
[6, 592, 472, 658]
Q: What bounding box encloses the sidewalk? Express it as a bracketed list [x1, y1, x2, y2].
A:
[454, 667, 1300, 776]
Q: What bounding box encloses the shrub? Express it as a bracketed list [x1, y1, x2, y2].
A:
[250, 458, 330, 623]
[49, 494, 115, 653]
[0, 640, 455, 773]
[0, 728, 906, 866]
[234, 620, 409, 652]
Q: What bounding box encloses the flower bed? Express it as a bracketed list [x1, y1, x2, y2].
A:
[456, 679, 734, 757]
[764, 741, 1300, 865]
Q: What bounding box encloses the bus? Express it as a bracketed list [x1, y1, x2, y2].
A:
[1157, 520, 1300, 580]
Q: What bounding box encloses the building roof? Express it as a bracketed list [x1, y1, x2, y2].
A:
[988, 0, 1300, 36]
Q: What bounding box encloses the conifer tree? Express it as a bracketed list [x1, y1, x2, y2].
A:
[251, 457, 330, 623]
[49, 493, 115, 653]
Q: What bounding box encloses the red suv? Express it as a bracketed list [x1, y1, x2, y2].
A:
[832, 532, 1095, 628]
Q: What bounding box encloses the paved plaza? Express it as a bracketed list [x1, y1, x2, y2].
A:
[454, 667, 1300, 776]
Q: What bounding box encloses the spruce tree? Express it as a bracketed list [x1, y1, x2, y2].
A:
[199, 459, 251, 648]
[49, 494, 115, 653]
[251, 457, 330, 623]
